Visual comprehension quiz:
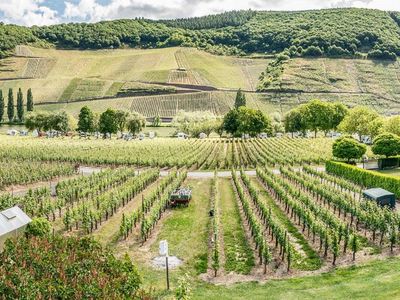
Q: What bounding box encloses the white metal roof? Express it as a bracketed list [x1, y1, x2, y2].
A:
[0, 206, 32, 236]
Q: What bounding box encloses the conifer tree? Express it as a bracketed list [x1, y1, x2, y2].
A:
[0, 90, 4, 123]
[7, 88, 14, 122]
[27, 88, 34, 111]
[234, 88, 246, 108]
[17, 88, 24, 121]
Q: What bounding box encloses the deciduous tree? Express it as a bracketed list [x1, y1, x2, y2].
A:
[77, 106, 95, 133]
[126, 113, 146, 136]
[332, 136, 367, 162]
[338, 106, 380, 140]
[372, 133, 400, 158]
[284, 108, 306, 136]
[99, 108, 118, 138]
[384, 116, 400, 136]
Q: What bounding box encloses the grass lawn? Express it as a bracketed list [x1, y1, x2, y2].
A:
[219, 178, 255, 274]
[191, 257, 400, 299]
[377, 168, 400, 177]
[127, 178, 211, 292]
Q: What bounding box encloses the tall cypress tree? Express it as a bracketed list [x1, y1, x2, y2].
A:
[0, 90, 4, 123]
[7, 88, 14, 123]
[27, 88, 33, 112]
[234, 88, 246, 108]
[17, 88, 24, 122]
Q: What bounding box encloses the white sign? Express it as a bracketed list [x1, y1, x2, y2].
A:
[159, 240, 168, 256]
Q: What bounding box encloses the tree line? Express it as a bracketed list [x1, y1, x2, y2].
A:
[25, 106, 146, 138]
[1, 8, 400, 59]
[0, 88, 33, 123]
[283, 99, 400, 163]
[284, 100, 400, 140]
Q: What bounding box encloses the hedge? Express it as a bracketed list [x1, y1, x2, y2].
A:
[325, 160, 400, 198]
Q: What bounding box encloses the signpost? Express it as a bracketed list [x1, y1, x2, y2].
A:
[159, 240, 169, 290]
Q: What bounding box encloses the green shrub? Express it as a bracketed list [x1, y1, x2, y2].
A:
[26, 217, 51, 237]
[325, 160, 400, 197]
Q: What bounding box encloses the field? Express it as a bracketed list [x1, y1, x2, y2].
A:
[1, 135, 400, 299]
[0, 46, 267, 102]
[1, 46, 400, 118]
[378, 168, 400, 177]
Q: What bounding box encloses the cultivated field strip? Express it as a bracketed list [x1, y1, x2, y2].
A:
[0, 159, 76, 192]
[0, 136, 334, 169]
[63, 168, 160, 234]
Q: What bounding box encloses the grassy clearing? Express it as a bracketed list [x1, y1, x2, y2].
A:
[110, 178, 211, 292]
[149, 179, 211, 275]
[219, 178, 255, 274]
[377, 168, 400, 177]
[192, 257, 400, 299]
[183, 49, 268, 90]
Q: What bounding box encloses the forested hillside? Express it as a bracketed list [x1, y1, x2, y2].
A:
[1, 8, 400, 59]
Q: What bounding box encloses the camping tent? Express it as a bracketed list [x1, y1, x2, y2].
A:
[362, 188, 396, 209]
[0, 206, 32, 251]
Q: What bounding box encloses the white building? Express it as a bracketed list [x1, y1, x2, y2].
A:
[0, 206, 32, 251]
[199, 132, 207, 139]
[177, 132, 188, 139]
[258, 133, 268, 139]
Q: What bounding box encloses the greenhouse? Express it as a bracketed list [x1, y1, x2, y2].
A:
[0, 206, 32, 251]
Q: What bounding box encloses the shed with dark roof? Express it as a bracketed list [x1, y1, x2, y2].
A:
[363, 188, 396, 209]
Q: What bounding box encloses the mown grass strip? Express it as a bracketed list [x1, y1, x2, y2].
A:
[219, 178, 254, 274]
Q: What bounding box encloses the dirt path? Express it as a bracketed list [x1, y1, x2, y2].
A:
[160, 170, 257, 179]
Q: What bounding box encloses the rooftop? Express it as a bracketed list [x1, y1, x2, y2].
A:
[363, 188, 395, 199]
[0, 206, 32, 236]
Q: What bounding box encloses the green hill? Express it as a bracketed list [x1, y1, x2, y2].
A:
[2, 8, 400, 118]
[1, 8, 400, 59]
[1, 45, 400, 117]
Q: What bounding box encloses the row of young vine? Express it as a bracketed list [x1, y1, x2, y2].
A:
[63, 169, 159, 233]
[280, 166, 399, 249]
[56, 168, 136, 206]
[210, 171, 220, 277]
[231, 169, 274, 273]
[119, 169, 178, 240]
[257, 167, 358, 264]
[239, 169, 298, 270]
[140, 170, 188, 242]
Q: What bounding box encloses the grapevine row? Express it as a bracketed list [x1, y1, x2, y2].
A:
[140, 170, 188, 241]
[231, 170, 274, 273]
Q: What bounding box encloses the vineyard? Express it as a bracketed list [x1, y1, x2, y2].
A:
[0, 135, 399, 298]
[0, 136, 333, 169]
[2, 46, 400, 119]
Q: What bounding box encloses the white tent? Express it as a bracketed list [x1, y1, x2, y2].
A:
[0, 206, 32, 251]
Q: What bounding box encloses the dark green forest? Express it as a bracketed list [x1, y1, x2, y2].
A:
[1, 8, 400, 59]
